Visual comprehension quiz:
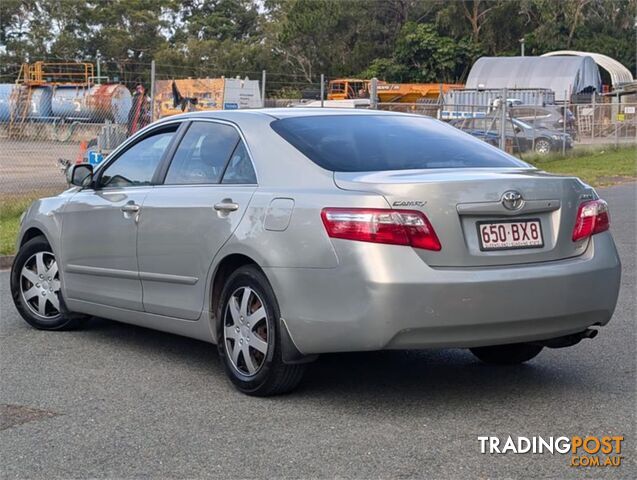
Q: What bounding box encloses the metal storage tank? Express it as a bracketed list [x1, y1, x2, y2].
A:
[88, 84, 132, 123]
[28, 87, 53, 118]
[0, 84, 13, 121]
[51, 86, 88, 120]
[52, 84, 132, 123]
[0, 84, 53, 121]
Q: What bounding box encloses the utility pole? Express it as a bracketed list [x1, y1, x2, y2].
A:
[320, 74, 325, 107]
[261, 70, 266, 107]
[150, 60, 156, 122]
[96, 50, 101, 83]
[370, 78, 378, 109]
[500, 88, 508, 151]
[563, 89, 568, 155]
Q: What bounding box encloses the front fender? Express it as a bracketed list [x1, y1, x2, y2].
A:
[17, 194, 72, 259]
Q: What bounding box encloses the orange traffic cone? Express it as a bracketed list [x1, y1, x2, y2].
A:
[76, 140, 88, 164]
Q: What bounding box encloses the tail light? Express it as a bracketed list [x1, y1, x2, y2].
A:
[572, 199, 610, 242]
[321, 208, 441, 251]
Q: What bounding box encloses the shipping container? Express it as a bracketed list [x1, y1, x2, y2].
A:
[440, 88, 556, 120]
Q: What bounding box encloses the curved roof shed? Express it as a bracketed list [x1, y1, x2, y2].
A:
[541, 50, 633, 88]
[466, 56, 602, 101]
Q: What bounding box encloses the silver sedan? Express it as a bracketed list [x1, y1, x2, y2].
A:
[11, 109, 621, 396]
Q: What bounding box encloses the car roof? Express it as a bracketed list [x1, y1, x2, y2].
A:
[155, 107, 411, 124]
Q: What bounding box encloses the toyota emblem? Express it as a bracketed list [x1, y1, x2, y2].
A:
[502, 190, 524, 210]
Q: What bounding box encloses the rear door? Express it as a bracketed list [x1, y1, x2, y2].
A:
[137, 120, 257, 319]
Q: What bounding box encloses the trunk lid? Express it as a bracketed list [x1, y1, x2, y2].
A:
[334, 168, 595, 267]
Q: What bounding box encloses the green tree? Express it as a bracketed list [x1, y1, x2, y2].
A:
[1, 0, 635, 92]
[363, 22, 480, 82]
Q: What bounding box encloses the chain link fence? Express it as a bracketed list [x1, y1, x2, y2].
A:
[377, 96, 636, 153]
[1, 67, 635, 205]
[573, 102, 637, 145]
[0, 88, 142, 201]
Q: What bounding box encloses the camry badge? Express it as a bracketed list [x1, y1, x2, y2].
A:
[502, 190, 524, 210]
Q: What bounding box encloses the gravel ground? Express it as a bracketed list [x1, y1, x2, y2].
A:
[0, 140, 73, 199]
[0, 183, 635, 479]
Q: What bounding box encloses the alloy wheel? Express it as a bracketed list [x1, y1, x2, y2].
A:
[535, 139, 551, 155]
[20, 251, 61, 319]
[223, 287, 269, 376]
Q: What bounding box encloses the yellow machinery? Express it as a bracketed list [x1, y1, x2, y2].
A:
[376, 82, 463, 103]
[327, 79, 371, 100]
[15, 61, 94, 87]
[327, 78, 463, 103]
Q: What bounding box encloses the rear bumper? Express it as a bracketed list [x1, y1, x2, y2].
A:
[264, 232, 621, 355]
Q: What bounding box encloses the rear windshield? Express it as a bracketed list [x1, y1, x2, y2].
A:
[271, 115, 527, 172]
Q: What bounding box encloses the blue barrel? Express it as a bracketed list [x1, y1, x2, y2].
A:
[52, 86, 90, 120]
[0, 84, 13, 121]
[0, 84, 52, 121]
[28, 87, 53, 118]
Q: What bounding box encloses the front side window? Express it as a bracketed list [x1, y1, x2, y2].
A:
[164, 122, 240, 185]
[100, 127, 177, 188]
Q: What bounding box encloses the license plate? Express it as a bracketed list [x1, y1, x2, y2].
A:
[477, 219, 544, 251]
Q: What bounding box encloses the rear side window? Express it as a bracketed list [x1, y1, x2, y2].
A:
[222, 142, 257, 184]
[164, 122, 240, 185]
[271, 115, 527, 172]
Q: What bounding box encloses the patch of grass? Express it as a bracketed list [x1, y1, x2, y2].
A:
[0, 197, 39, 256]
[523, 145, 637, 187]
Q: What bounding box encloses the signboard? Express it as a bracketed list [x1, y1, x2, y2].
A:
[439, 110, 487, 120]
[223, 78, 262, 109]
[624, 106, 635, 114]
[154, 77, 262, 118]
[88, 151, 104, 165]
[154, 78, 225, 118]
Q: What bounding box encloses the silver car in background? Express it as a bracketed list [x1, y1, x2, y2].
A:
[11, 109, 621, 396]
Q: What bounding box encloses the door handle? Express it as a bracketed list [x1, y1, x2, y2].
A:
[121, 204, 141, 213]
[214, 202, 239, 212]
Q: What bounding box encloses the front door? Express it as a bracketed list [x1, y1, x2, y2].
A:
[137, 121, 258, 319]
[60, 124, 179, 310]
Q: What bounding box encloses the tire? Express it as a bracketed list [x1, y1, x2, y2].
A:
[10, 236, 84, 330]
[216, 265, 305, 396]
[470, 343, 543, 365]
[534, 138, 552, 155]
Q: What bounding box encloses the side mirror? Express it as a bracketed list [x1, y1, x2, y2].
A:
[67, 163, 94, 187]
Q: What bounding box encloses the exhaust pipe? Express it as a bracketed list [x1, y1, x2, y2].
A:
[534, 328, 599, 349]
[582, 329, 599, 339]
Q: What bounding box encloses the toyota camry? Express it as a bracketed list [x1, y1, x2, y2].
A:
[11, 109, 621, 396]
